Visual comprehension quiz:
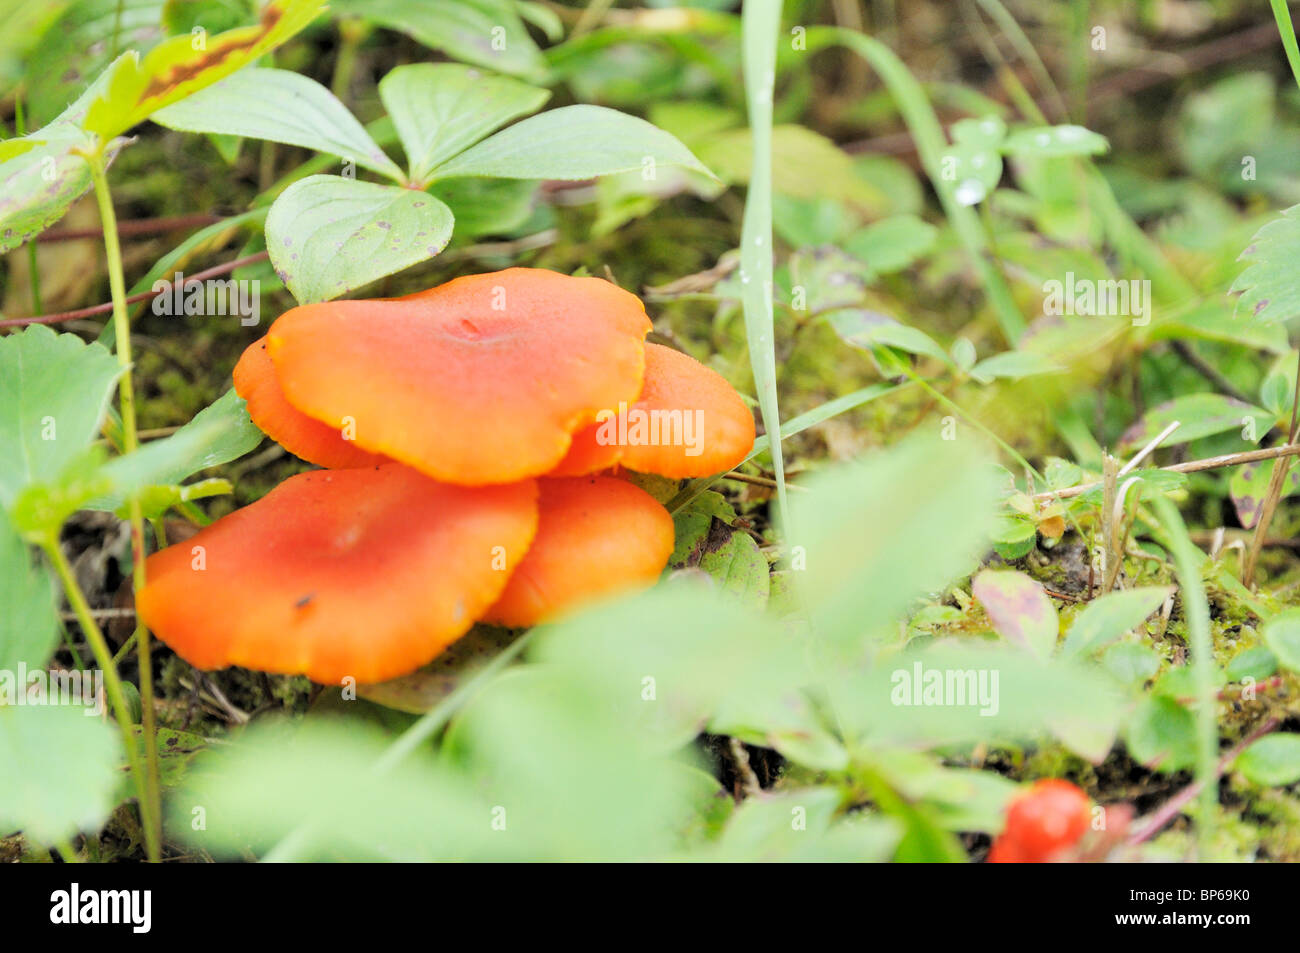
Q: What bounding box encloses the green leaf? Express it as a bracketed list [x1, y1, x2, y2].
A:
[265, 174, 454, 303]
[428, 177, 538, 238]
[1262, 608, 1300, 672]
[969, 350, 1063, 383]
[0, 325, 122, 510]
[1002, 124, 1109, 157]
[431, 105, 712, 182]
[1102, 641, 1161, 686]
[0, 508, 58, 670]
[123, 477, 232, 520]
[0, 704, 121, 845]
[787, 435, 1000, 650]
[176, 718, 500, 860]
[937, 141, 1001, 207]
[1061, 587, 1171, 658]
[842, 214, 938, 273]
[1126, 695, 1197, 772]
[971, 569, 1058, 659]
[1117, 393, 1275, 452]
[87, 388, 262, 511]
[1235, 734, 1300, 787]
[706, 788, 901, 862]
[827, 308, 952, 366]
[334, 0, 547, 80]
[83, 0, 326, 140]
[377, 63, 549, 185]
[151, 67, 403, 180]
[1232, 203, 1300, 324]
[1226, 645, 1278, 682]
[668, 491, 769, 610]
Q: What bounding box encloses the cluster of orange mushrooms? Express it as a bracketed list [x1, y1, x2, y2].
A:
[137, 269, 756, 685]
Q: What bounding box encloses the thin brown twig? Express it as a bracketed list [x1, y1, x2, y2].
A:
[1034, 443, 1300, 502]
[0, 252, 269, 328]
[35, 214, 223, 244]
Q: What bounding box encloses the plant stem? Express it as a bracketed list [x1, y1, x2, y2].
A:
[87, 148, 162, 863]
[1242, 348, 1300, 588]
[43, 537, 158, 861]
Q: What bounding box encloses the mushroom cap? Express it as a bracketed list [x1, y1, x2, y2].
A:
[233, 336, 390, 469]
[137, 465, 539, 684]
[551, 343, 755, 478]
[482, 475, 674, 628]
[266, 268, 652, 485]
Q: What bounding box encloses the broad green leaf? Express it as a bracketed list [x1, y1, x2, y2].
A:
[1002, 124, 1109, 157]
[951, 116, 1007, 148]
[0, 704, 121, 845]
[1235, 734, 1300, 787]
[1125, 695, 1197, 772]
[265, 174, 454, 303]
[0, 325, 122, 509]
[705, 788, 901, 862]
[0, 509, 58, 670]
[531, 581, 801, 752]
[787, 435, 1000, 650]
[668, 491, 769, 610]
[971, 569, 1058, 659]
[377, 63, 548, 185]
[428, 177, 538, 238]
[1262, 608, 1300, 672]
[87, 388, 262, 511]
[827, 308, 952, 366]
[1232, 203, 1300, 324]
[969, 350, 1063, 382]
[334, 0, 547, 79]
[1061, 587, 1171, 659]
[175, 718, 503, 860]
[151, 67, 403, 180]
[698, 125, 880, 202]
[84, 0, 326, 140]
[834, 643, 1123, 757]
[1225, 645, 1277, 682]
[431, 105, 712, 182]
[442, 666, 714, 859]
[1117, 393, 1275, 452]
[711, 690, 848, 772]
[1102, 641, 1161, 686]
[842, 214, 937, 273]
[0, 125, 96, 253]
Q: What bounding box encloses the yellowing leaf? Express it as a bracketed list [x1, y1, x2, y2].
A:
[84, 0, 325, 140]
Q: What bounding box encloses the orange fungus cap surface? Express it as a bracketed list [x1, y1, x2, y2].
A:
[266, 268, 652, 485]
[137, 464, 539, 684]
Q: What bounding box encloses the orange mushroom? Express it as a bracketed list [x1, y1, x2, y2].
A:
[482, 475, 675, 628]
[137, 464, 539, 684]
[552, 342, 755, 478]
[233, 337, 390, 469]
[265, 268, 652, 485]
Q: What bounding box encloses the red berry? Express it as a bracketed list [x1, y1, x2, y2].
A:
[989, 780, 1091, 862]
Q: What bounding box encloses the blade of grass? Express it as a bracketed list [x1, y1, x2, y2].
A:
[739, 1, 790, 547]
[808, 25, 1026, 343]
[1151, 495, 1218, 857]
